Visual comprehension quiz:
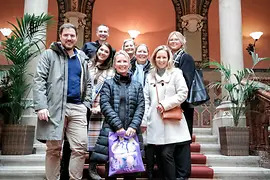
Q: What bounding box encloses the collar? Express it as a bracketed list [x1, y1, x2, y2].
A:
[149, 69, 173, 84]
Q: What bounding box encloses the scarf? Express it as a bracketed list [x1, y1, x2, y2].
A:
[132, 61, 146, 86]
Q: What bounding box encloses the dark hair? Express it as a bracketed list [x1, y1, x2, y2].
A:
[59, 23, 77, 35]
[95, 42, 113, 70]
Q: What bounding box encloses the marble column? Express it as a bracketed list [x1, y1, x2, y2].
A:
[219, 0, 244, 74]
[21, 0, 48, 143]
[24, 0, 48, 16]
[24, 0, 48, 96]
[212, 0, 245, 139]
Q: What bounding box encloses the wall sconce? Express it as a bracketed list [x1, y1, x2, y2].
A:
[246, 31, 263, 55]
[128, 30, 140, 40]
[0, 28, 12, 37]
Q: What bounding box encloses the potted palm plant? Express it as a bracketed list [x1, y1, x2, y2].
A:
[209, 61, 261, 156]
[0, 13, 52, 155]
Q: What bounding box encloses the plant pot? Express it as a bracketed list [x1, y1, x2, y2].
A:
[219, 126, 249, 156]
[1, 124, 35, 155]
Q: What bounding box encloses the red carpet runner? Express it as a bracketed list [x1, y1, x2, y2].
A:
[83, 135, 214, 179]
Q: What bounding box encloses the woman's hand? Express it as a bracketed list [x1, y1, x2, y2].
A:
[91, 107, 101, 114]
[157, 103, 164, 113]
[141, 126, 147, 133]
[116, 128, 125, 133]
[126, 127, 136, 137]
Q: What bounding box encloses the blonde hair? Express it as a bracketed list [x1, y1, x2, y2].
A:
[150, 45, 174, 72]
[113, 50, 131, 65]
[135, 44, 149, 54]
[167, 31, 186, 50]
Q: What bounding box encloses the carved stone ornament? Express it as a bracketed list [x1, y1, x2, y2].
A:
[64, 11, 86, 28]
[181, 14, 205, 33]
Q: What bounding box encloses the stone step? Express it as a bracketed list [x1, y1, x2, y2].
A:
[2, 154, 258, 168]
[33, 138, 220, 156]
[193, 135, 218, 144]
[205, 155, 260, 167]
[193, 128, 212, 135]
[212, 166, 270, 180]
[1, 166, 269, 180]
[192, 144, 221, 155]
[0, 166, 45, 180]
[0, 154, 45, 166]
[0, 165, 214, 179]
[0, 153, 207, 167]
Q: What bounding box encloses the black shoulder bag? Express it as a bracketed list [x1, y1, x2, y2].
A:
[176, 52, 210, 107]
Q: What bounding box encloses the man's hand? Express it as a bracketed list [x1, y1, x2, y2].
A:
[37, 109, 50, 121]
[126, 127, 136, 137]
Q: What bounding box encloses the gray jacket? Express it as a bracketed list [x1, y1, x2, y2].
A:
[33, 42, 92, 141]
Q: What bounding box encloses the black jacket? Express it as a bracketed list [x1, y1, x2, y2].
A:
[90, 73, 145, 163]
[174, 51, 195, 90]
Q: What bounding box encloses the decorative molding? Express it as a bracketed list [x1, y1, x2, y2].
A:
[171, 0, 184, 33]
[57, 0, 67, 41]
[190, 0, 197, 14]
[71, 0, 78, 11]
[81, 0, 95, 43]
[199, 0, 212, 67]
[181, 14, 204, 33]
[64, 11, 86, 28]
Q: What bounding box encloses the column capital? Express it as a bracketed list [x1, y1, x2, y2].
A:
[64, 11, 86, 28]
[181, 14, 204, 33]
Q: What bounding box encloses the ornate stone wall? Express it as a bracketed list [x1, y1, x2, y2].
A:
[58, 0, 212, 67]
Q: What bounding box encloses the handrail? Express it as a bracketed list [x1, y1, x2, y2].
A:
[245, 77, 270, 168]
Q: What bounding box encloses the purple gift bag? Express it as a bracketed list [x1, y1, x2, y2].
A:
[108, 131, 145, 177]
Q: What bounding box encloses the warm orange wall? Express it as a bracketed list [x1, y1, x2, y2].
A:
[0, 0, 24, 65]
[0, 0, 269, 69]
[208, 0, 220, 64]
[208, 0, 270, 69]
[92, 0, 175, 53]
[46, 0, 59, 48]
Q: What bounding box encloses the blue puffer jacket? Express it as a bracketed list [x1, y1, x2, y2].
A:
[90, 72, 145, 163]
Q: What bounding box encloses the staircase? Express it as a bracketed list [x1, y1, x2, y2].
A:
[1, 128, 270, 180]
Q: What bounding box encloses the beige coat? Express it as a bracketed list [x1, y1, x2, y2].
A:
[142, 68, 191, 145]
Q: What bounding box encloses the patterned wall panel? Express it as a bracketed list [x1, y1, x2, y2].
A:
[57, 0, 68, 41]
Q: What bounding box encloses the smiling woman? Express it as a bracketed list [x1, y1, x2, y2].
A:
[113, 50, 131, 76]
[89, 50, 145, 179]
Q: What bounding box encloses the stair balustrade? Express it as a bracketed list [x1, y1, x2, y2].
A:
[246, 76, 270, 168]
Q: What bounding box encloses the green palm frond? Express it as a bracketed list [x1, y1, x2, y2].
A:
[207, 61, 260, 126]
[0, 13, 52, 124]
